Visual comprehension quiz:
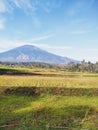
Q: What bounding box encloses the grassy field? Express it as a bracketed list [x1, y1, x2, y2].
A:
[0, 66, 98, 130]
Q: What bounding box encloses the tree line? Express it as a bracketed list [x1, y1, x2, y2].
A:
[0, 60, 98, 73]
[65, 60, 98, 73]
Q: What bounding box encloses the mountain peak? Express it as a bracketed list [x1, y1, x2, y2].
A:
[21, 45, 35, 48]
[17, 44, 38, 49]
[18, 45, 41, 51]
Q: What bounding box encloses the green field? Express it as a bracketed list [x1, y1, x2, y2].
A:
[0, 66, 98, 130]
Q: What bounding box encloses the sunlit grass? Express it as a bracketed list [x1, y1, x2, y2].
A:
[0, 94, 98, 129]
[0, 75, 98, 90]
[13, 95, 98, 114]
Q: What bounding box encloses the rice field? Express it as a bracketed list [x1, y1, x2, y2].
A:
[1, 74, 98, 88]
[0, 66, 98, 129]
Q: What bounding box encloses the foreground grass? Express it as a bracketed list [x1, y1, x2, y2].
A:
[0, 67, 98, 129]
[0, 94, 98, 130]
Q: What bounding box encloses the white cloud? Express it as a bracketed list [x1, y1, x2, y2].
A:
[39, 0, 63, 14]
[0, 0, 62, 29]
[33, 44, 72, 50]
[86, 39, 98, 44]
[12, 0, 32, 8]
[0, 0, 40, 29]
[84, 48, 98, 52]
[0, 34, 54, 52]
[0, 0, 8, 13]
[0, 0, 62, 14]
[31, 44, 73, 57]
[0, 1, 11, 30]
[0, 0, 36, 14]
[12, 0, 37, 13]
[0, 40, 26, 52]
[29, 34, 54, 42]
[0, 0, 12, 13]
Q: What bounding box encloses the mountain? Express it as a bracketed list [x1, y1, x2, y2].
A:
[0, 45, 78, 65]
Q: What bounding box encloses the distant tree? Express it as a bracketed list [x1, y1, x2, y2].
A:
[87, 61, 94, 72]
[80, 60, 87, 72]
[67, 62, 78, 72]
[94, 62, 98, 73]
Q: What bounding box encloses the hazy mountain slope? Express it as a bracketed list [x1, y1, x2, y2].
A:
[0, 45, 78, 64]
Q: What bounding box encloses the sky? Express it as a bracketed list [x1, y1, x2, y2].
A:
[0, 0, 98, 62]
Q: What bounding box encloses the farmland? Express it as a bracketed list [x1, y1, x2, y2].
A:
[0, 65, 98, 130]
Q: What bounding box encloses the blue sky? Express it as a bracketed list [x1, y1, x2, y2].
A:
[0, 0, 98, 62]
